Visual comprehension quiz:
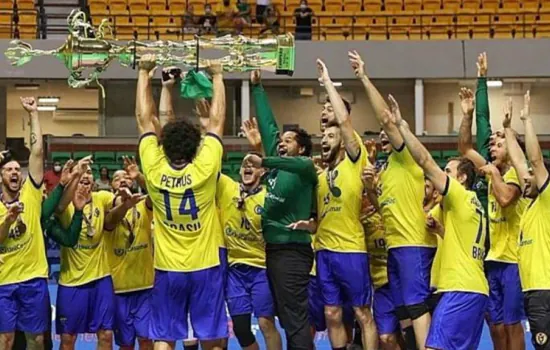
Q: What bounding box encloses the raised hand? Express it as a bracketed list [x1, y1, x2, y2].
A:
[20, 97, 37, 113]
[0, 150, 9, 165]
[59, 159, 75, 186]
[243, 153, 263, 168]
[119, 187, 146, 208]
[74, 155, 93, 176]
[250, 70, 261, 85]
[476, 52, 487, 77]
[5, 203, 23, 225]
[387, 94, 403, 126]
[479, 163, 499, 179]
[520, 90, 531, 121]
[426, 214, 444, 236]
[205, 60, 223, 76]
[502, 97, 513, 129]
[161, 66, 180, 87]
[138, 54, 157, 76]
[73, 190, 88, 211]
[348, 50, 366, 78]
[364, 139, 377, 164]
[122, 156, 140, 180]
[458, 87, 475, 117]
[316, 59, 330, 84]
[241, 118, 262, 148]
[362, 164, 377, 190]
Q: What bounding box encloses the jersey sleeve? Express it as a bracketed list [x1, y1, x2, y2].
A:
[347, 131, 369, 170]
[21, 177, 43, 202]
[442, 176, 469, 211]
[538, 175, 550, 207]
[392, 145, 419, 171]
[216, 174, 235, 207]
[503, 168, 521, 189]
[194, 133, 224, 178]
[138, 133, 163, 179]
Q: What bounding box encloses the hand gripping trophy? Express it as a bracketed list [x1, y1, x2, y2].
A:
[4, 10, 295, 89]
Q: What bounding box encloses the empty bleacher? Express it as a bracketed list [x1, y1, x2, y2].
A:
[0, 0, 38, 39]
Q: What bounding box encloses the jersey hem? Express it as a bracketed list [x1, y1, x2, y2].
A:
[58, 273, 111, 287]
[228, 261, 266, 269]
[484, 258, 518, 264]
[436, 288, 489, 296]
[0, 274, 48, 287]
[522, 287, 550, 292]
[154, 263, 220, 273]
[114, 285, 154, 294]
[315, 247, 368, 254]
[387, 244, 438, 250]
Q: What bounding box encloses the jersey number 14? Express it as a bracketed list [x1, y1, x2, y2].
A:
[160, 189, 200, 221]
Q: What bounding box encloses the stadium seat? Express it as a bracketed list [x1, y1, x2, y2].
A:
[130, 2, 149, 15]
[343, 0, 362, 11]
[0, 2, 13, 10]
[423, 0, 441, 10]
[226, 151, 246, 161]
[441, 0, 460, 10]
[385, 0, 403, 11]
[102, 163, 121, 172]
[364, 0, 383, 12]
[72, 151, 90, 161]
[94, 151, 116, 164]
[116, 151, 137, 163]
[325, 0, 343, 12]
[15, 0, 35, 10]
[481, 0, 500, 9]
[442, 149, 459, 159]
[404, 0, 422, 11]
[51, 152, 72, 163]
[90, 2, 110, 16]
[523, 0, 540, 8]
[222, 164, 232, 175]
[169, 0, 186, 14]
[463, 0, 481, 8]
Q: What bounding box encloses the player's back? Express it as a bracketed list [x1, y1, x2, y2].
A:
[378, 146, 437, 249]
[364, 212, 388, 289]
[139, 133, 223, 272]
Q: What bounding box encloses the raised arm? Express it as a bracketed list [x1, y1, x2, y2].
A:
[457, 88, 487, 169]
[505, 92, 529, 190]
[56, 157, 92, 214]
[123, 156, 152, 208]
[20, 97, 43, 184]
[362, 164, 380, 211]
[136, 54, 158, 135]
[475, 52, 492, 160]
[244, 153, 317, 182]
[388, 96, 447, 193]
[317, 59, 360, 160]
[522, 91, 548, 188]
[241, 118, 264, 155]
[205, 62, 226, 138]
[159, 67, 178, 127]
[250, 70, 280, 157]
[42, 160, 75, 221]
[348, 51, 403, 149]
[104, 189, 145, 231]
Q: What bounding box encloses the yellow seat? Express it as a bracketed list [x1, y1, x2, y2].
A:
[523, 0, 540, 8]
[16, 0, 35, 10]
[442, 0, 460, 10]
[481, 0, 500, 9]
[169, 0, 186, 13]
[463, 0, 480, 8]
[90, 2, 110, 16]
[422, 0, 441, 10]
[110, 1, 129, 15]
[130, 2, 149, 15]
[324, 0, 343, 11]
[344, 0, 361, 11]
[18, 12, 36, 25]
[0, 10, 13, 24]
[364, 0, 382, 11]
[385, 0, 403, 11]
[404, 0, 422, 11]
[0, 1, 13, 10]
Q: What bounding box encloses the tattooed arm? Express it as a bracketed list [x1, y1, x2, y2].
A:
[20, 97, 44, 184]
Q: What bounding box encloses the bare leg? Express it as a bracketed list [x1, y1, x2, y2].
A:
[380, 333, 401, 350]
[60, 334, 77, 350]
[154, 341, 175, 350]
[0, 332, 15, 350]
[25, 333, 45, 350]
[505, 323, 525, 350]
[325, 306, 347, 348]
[258, 316, 282, 350]
[489, 323, 507, 350]
[354, 306, 378, 350]
[200, 338, 224, 350]
[411, 313, 431, 350]
[97, 330, 113, 350]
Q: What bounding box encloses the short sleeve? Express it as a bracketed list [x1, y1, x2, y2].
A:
[503, 168, 521, 189]
[138, 133, 164, 178]
[216, 174, 235, 207]
[538, 175, 550, 206]
[347, 131, 369, 170]
[21, 177, 42, 202]
[194, 133, 223, 177]
[442, 176, 468, 211]
[97, 191, 115, 212]
[392, 145, 418, 170]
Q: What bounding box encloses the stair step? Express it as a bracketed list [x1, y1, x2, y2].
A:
[44, 6, 76, 15]
[43, 0, 79, 5]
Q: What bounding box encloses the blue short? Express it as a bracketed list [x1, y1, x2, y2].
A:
[426, 292, 488, 350]
[114, 289, 152, 347]
[149, 268, 228, 341]
[56, 276, 115, 334]
[0, 278, 49, 334]
[387, 247, 435, 307]
[316, 250, 372, 307]
[308, 275, 354, 332]
[226, 264, 274, 317]
[485, 261, 525, 325]
[219, 247, 228, 283]
[373, 284, 399, 335]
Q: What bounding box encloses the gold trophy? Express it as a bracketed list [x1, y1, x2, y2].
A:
[4, 10, 295, 89]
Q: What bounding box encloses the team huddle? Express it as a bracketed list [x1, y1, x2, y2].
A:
[0, 49, 549, 350]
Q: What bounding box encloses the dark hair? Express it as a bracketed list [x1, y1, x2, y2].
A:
[325, 95, 352, 115]
[161, 119, 202, 165]
[457, 157, 476, 190]
[287, 127, 313, 157]
[248, 151, 263, 158]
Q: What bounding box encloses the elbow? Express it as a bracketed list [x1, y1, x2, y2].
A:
[531, 156, 545, 169]
[457, 141, 471, 156]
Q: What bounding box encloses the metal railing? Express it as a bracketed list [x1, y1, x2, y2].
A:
[2, 9, 550, 40]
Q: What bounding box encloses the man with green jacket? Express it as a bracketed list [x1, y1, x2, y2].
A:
[245, 70, 317, 350]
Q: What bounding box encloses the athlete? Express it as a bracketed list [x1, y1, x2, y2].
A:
[315, 59, 377, 350]
[505, 90, 550, 350]
[105, 159, 154, 350]
[0, 97, 47, 349]
[387, 94, 489, 349]
[349, 51, 435, 350]
[55, 164, 140, 350]
[423, 179, 443, 314]
[457, 87, 527, 350]
[136, 55, 227, 350]
[248, 70, 317, 350]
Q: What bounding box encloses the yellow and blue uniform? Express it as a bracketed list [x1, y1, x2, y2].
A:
[216, 174, 276, 320]
[378, 145, 437, 313]
[364, 212, 399, 335]
[106, 200, 154, 347]
[55, 190, 117, 335]
[315, 137, 372, 307]
[139, 132, 227, 341]
[426, 177, 489, 350]
[0, 177, 50, 334]
[485, 168, 529, 325]
[518, 176, 550, 348]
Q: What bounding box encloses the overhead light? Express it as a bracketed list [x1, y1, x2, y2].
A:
[487, 80, 503, 88]
[15, 83, 40, 90]
[38, 97, 60, 104]
[37, 105, 56, 112]
[320, 82, 343, 87]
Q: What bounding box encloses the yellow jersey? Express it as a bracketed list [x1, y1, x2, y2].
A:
[139, 133, 223, 272]
[428, 205, 444, 291]
[364, 212, 388, 289]
[518, 178, 550, 291]
[486, 168, 529, 263]
[216, 174, 266, 269]
[316, 136, 368, 253]
[378, 146, 437, 249]
[0, 179, 48, 285]
[310, 234, 317, 276]
[438, 177, 488, 295]
[58, 190, 115, 286]
[105, 200, 154, 293]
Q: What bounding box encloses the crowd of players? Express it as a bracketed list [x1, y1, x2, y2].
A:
[0, 49, 549, 350]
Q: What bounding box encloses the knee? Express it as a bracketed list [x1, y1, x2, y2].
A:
[354, 307, 374, 327]
[97, 330, 113, 345]
[379, 333, 398, 346]
[27, 332, 45, 345]
[0, 333, 15, 348]
[324, 306, 343, 323]
[258, 317, 276, 335]
[138, 337, 153, 350]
